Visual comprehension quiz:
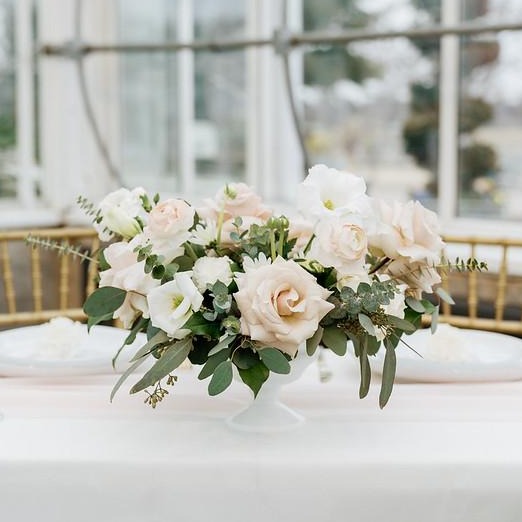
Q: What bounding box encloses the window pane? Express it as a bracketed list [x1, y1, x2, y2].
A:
[119, 0, 179, 193]
[457, 0, 522, 219]
[0, 0, 15, 199]
[302, 0, 440, 207]
[194, 0, 246, 195]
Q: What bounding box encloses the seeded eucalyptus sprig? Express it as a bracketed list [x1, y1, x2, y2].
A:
[443, 256, 488, 273]
[25, 235, 96, 264]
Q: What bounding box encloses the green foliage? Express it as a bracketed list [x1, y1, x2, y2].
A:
[258, 348, 291, 375]
[83, 286, 126, 317]
[130, 337, 193, 394]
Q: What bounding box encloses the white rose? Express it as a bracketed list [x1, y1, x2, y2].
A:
[308, 215, 368, 277]
[198, 183, 272, 221]
[147, 272, 204, 337]
[95, 187, 147, 241]
[234, 257, 334, 357]
[370, 200, 444, 264]
[192, 256, 233, 292]
[99, 240, 160, 328]
[297, 164, 372, 221]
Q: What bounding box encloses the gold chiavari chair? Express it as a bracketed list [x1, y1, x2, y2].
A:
[0, 227, 100, 329]
[439, 235, 522, 336]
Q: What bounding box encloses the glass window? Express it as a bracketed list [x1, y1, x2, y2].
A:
[302, 0, 441, 208]
[458, 0, 522, 220]
[193, 0, 246, 195]
[0, 0, 15, 199]
[119, 1, 179, 193]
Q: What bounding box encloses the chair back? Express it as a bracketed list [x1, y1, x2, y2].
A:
[0, 227, 100, 328]
[439, 235, 522, 335]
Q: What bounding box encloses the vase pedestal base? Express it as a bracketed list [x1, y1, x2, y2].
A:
[226, 398, 305, 433]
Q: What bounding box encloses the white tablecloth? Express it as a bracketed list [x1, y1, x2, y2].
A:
[2, 353, 522, 522]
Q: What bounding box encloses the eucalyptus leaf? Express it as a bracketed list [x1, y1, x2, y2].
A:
[306, 326, 323, 356]
[87, 312, 114, 332]
[238, 363, 269, 398]
[322, 326, 347, 356]
[208, 360, 233, 396]
[83, 286, 127, 317]
[208, 335, 236, 357]
[258, 348, 291, 374]
[130, 337, 193, 394]
[129, 330, 170, 362]
[430, 305, 440, 334]
[387, 315, 417, 333]
[379, 338, 397, 409]
[405, 296, 426, 313]
[110, 356, 150, 402]
[436, 287, 455, 305]
[232, 348, 259, 370]
[358, 313, 376, 336]
[183, 312, 220, 338]
[358, 340, 371, 399]
[198, 349, 230, 380]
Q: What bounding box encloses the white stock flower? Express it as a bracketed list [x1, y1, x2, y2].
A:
[308, 215, 368, 277]
[297, 164, 372, 221]
[147, 272, 204, 337]
[99, 240, 160, 328]
[192, 256, 233, 292]
[234, 257, 334, 356]
[94, 187, 147, 241]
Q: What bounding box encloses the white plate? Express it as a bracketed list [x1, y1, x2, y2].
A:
[373, 328, 522, 383]
[0, 324, 147, 377]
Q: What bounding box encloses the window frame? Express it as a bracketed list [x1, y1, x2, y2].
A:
[3, 0, 522, 236]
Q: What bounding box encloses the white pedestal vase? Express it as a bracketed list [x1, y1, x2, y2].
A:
[226, 346, 318, 433]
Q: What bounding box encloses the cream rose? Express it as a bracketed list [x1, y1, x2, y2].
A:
[234, 257, 334, 356]
[308, 216, 368, 277]
[99, 240, 160, 328]
[198, 183, 271, 222]
[140, 198, 195, 263]
[145, 199, 195, 239]
[370, 200, 444, 264]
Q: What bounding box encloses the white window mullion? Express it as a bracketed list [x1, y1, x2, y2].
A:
[15, 0, 36, 206]
[177, 0, 195, 196]
[438, 0, 460, 226]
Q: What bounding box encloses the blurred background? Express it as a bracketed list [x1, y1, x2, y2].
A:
[1, 0, 522, 235]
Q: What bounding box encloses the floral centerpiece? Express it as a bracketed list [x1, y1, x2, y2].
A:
[79, 164, 454, 408]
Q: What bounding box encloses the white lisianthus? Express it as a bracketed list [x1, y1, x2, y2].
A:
[99, 240, 160, 328]
[192, 256, 233, 292]
[308, 215, 369, 277]
[94, 187, 147, 241]
[147, 272, 204, 337]
[297, 164, 372, 221]
[370, 199, 444, 264]
[234, 256, 334, 357]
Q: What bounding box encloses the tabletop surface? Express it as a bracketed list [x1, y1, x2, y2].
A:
[2, 350, 522, 522]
